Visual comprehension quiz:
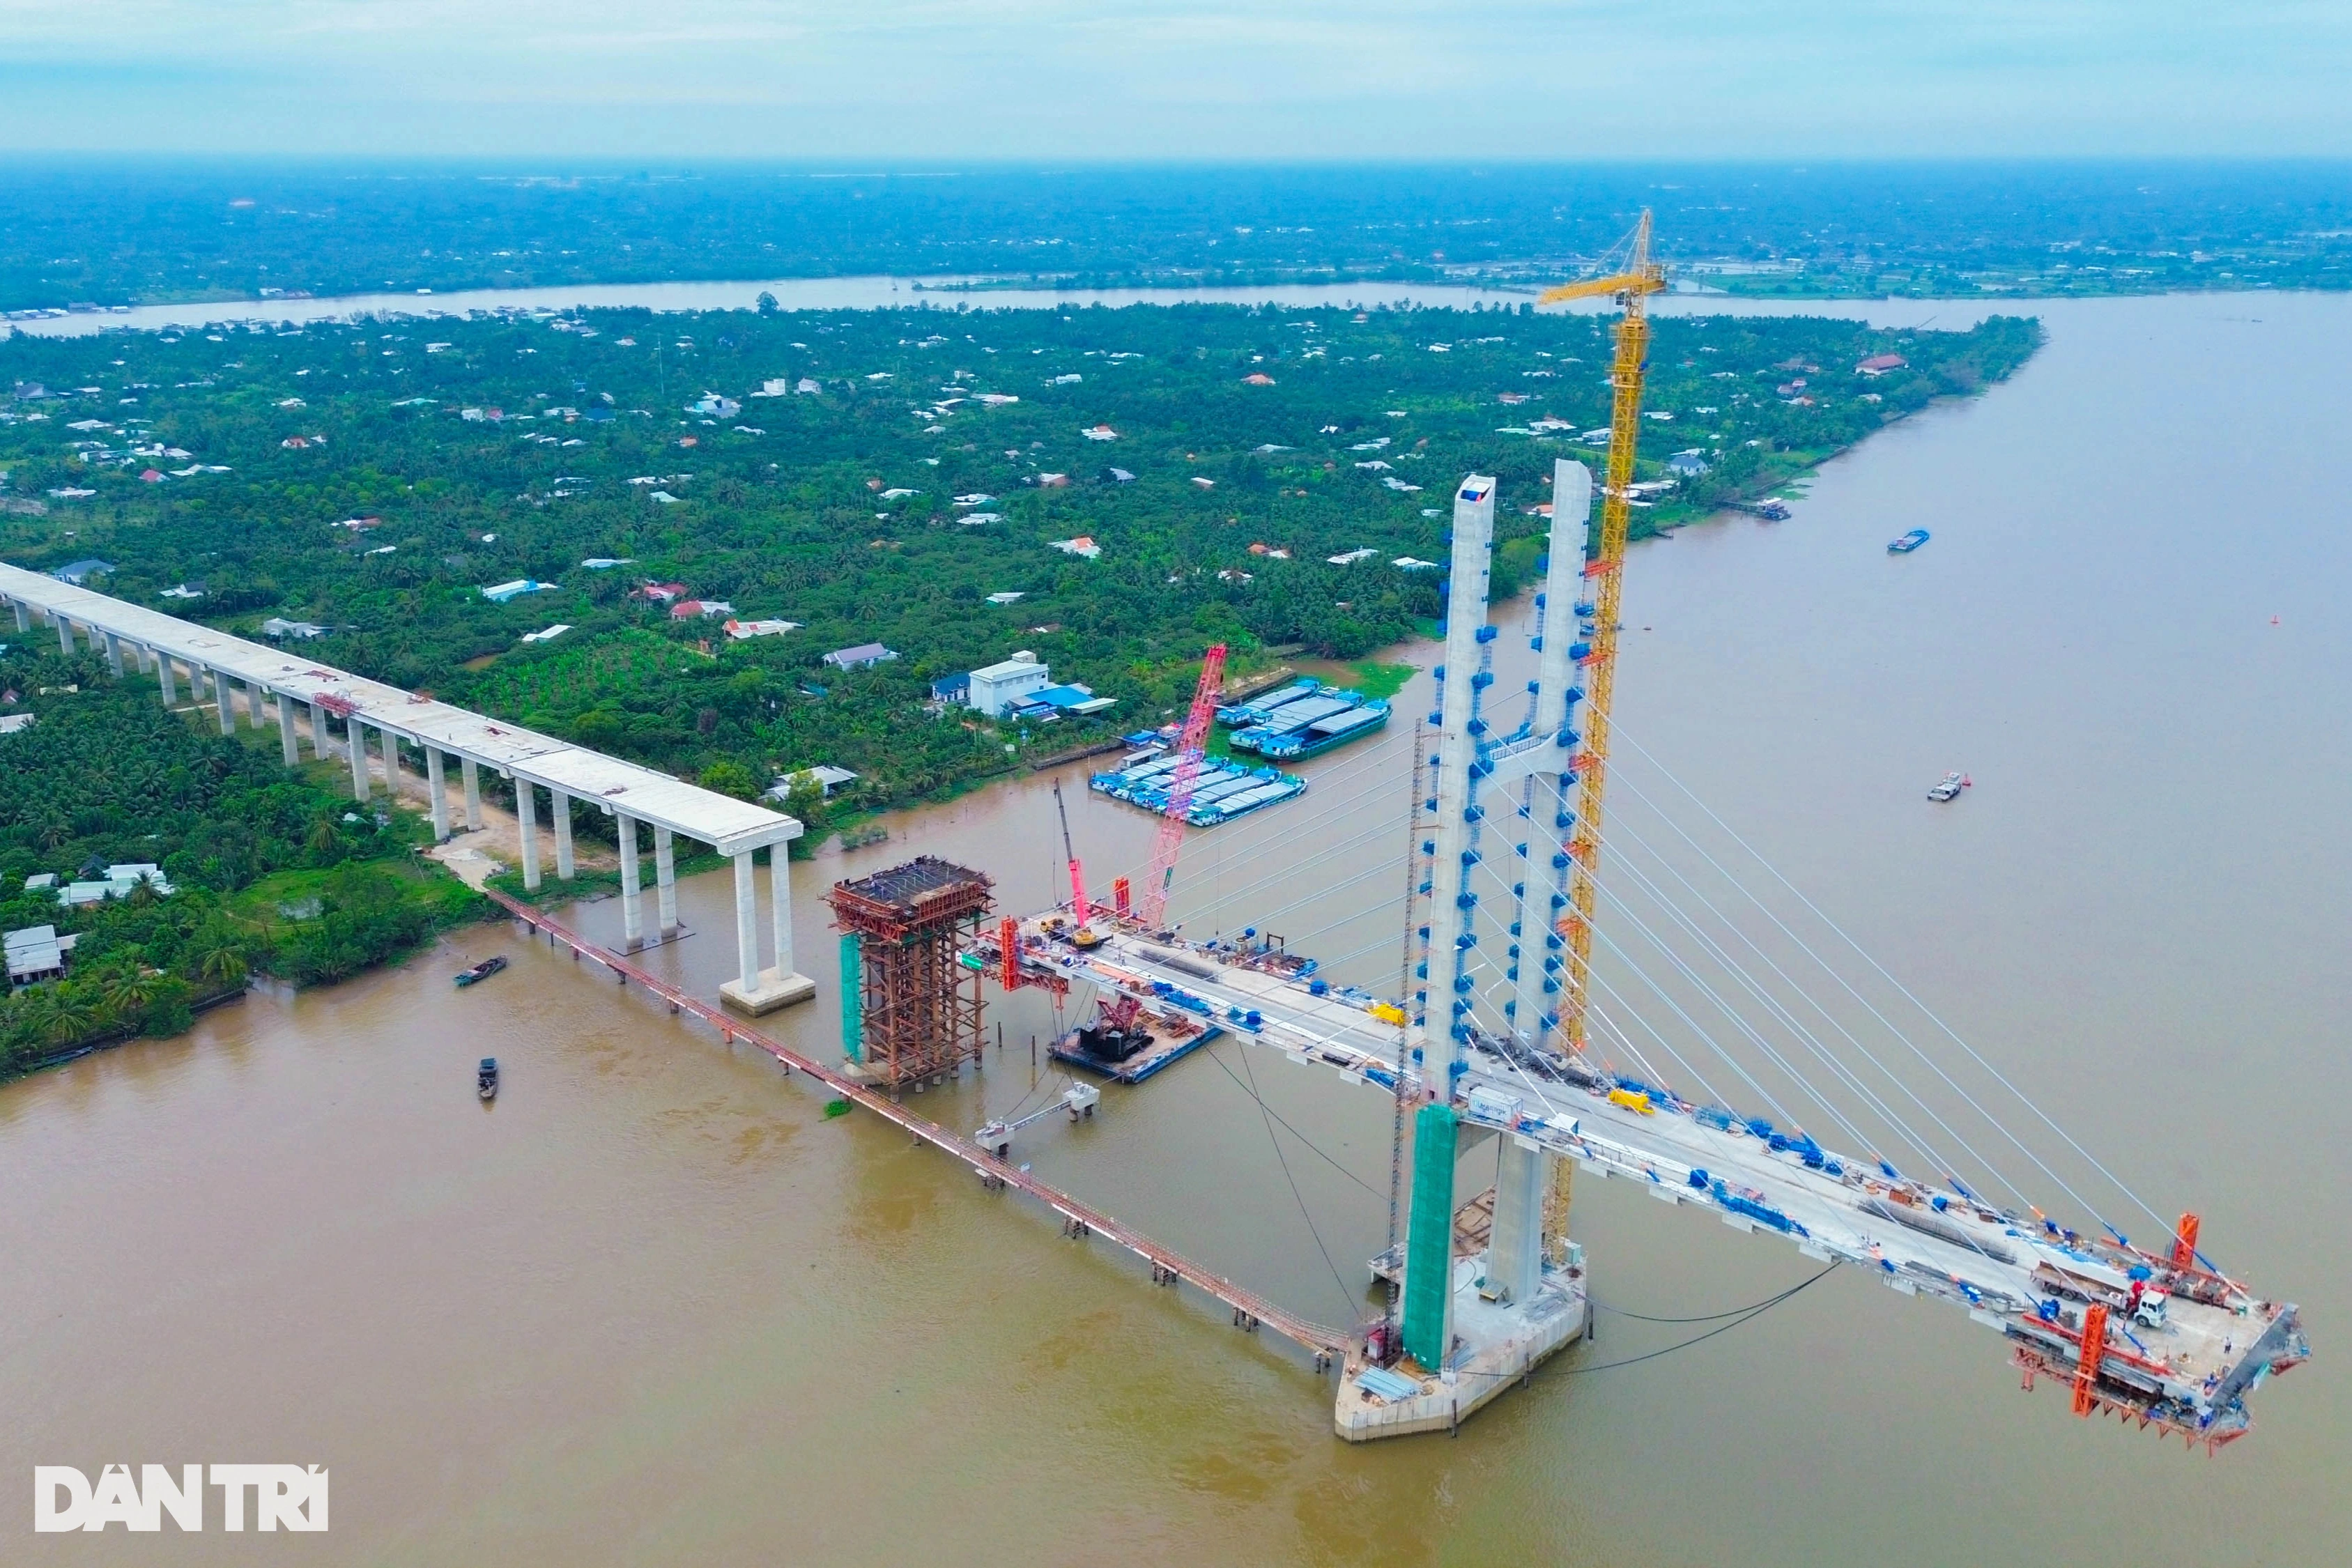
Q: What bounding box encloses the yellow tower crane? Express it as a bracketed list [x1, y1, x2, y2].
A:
[1537, 210, 1666, 1056]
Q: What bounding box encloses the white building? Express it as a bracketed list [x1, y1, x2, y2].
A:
[967, 652, 1052, 717]
[5, 923, 76, 985]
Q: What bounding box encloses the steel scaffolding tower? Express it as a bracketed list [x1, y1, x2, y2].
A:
[828, 857, 994, 1091]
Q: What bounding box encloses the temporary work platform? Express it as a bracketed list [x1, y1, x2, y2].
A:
[829, 857, 994, 1091]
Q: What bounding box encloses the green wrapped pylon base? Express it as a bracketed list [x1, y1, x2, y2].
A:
[1401, 1099, 1459, 1371]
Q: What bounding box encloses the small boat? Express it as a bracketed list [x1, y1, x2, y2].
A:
[454, 955, 507, 987]
[1928, 771, 1965, 802]
[1888, 528, 1931, 554]
[477, 1057, 498, 1100]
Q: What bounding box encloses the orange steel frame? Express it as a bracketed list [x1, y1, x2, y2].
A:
[829, 866, 994, 1091]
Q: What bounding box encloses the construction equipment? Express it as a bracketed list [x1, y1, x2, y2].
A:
[1051, 778, 1097, 946]
[973, 1082, 1101, 1159]
[1135, 643, 1228, 928]
[1537, 210, 1667, 1054]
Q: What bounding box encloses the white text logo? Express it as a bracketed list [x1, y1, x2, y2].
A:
[33, 1465, 328, 1532]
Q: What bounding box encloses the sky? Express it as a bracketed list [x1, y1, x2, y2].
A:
[1, 1, 2348, 160]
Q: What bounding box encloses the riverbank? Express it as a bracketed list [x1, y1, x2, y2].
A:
[0, 668, 489, 1079]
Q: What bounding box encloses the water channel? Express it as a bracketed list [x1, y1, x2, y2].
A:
[3, 291, 2346, 1565]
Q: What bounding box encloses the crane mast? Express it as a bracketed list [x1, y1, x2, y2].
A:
[1136, 643, 1229, 928]
[1537, 211, 1666, 1054]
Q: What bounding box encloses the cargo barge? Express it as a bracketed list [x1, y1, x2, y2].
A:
[1255, 699, 1390, 761]
[1224, 682, 1391, 762]
[1088, 751, 1307, 826]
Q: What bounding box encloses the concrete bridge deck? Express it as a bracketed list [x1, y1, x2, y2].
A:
[1, 562, 813, 1012]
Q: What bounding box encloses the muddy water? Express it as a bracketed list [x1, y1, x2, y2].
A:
[5, 293, 2346, 1565]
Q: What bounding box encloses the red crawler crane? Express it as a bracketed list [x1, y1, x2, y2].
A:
[1136, 643, 1227, 928]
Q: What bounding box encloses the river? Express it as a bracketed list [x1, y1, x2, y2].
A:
[0, 270, 2012, 337]
[3, 291, 2345, 1565]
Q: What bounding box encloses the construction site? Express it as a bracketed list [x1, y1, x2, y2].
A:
[538, 214, 2312, 1453]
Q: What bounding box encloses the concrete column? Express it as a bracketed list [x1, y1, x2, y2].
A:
[1422, 473, 1497, 1071]
[102, 631, 124, 678]
[426, 748, 449, 840]
[1487, 1137, 1548, 1309]
[1511, 459, 1594, 1050]
[516, 781, 541, 891]
[247, 679, 266, 727]
[11, 600, 26, 632]
[308, 701, 327, 755]
[654, 827, 678, 936]
[214, 670, 236, 735]
[617, 814, 643, 949]
[769, 844, 795, 989]
[380, 726, 399, 797]
[551, 791, 575, 880]
[57, 615, 75, 655]
[731, 851, 760, 993]
[461, 756, 482, 831]
[275, 693, 298, 767]
[348, 719, 370, 801]
[157, 654, 177, 705]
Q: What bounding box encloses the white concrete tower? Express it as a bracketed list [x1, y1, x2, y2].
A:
[1507, 460, 1593, 1047]
[1417, 474, 1497, 1092]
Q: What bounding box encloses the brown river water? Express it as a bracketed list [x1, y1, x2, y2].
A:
[5, 293, 2346, 1565]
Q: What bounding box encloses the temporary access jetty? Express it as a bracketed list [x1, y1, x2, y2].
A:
[483, 889, 1350, 1366]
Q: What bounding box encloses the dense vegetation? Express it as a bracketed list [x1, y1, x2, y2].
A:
[0, 658, 485, 1076]
[3, 162, 2346, 310]
[0, 302, 2038, 815]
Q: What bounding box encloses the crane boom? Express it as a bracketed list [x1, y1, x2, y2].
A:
[1537, 211, 1666, 1053]
[1136, 644, 1228, 928]
[1052, 777, 1088, 930]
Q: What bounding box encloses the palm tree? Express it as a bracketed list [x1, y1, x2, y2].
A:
[101, 967, 163, 1020]
[187, 924, 250, 988]
[37, 989, 95, 1046]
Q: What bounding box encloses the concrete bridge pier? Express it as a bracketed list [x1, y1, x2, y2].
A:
[461, 756, 481, 831]
[11, 599, 26, 632]
[56, 613, 75, 655]
[157, 654, 178, 705]
[213, 670, 236, 735]
[425, 748, 449, 839]
[378, 725, 397, 797]
[275, 693, 299, 767]
[720, 845, 814, 1015]
[246, 677, 266, 727]
[617, 815, 643, 948]
[654, 827, 677, 937]
[516, 781, 542, 892]
[102, 631, 125, 677]
[347, 718, 370, 801]
[551, 790, 576, 880]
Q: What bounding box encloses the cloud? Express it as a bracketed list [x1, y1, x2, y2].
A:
[0, 0, 2345, 155]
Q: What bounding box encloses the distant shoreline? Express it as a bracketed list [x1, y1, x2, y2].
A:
[2, 275, 2317, 338]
